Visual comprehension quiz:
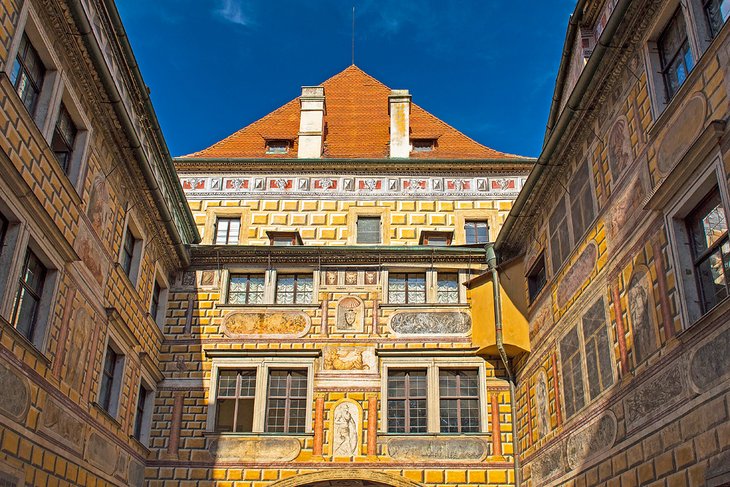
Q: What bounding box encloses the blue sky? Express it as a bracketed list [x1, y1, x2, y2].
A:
[117, 1, 577, 158]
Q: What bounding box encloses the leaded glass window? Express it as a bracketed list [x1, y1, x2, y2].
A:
[437, 273, 460, 303]
[276, 274, 313, 304]
[387, 370, 427, 433]
[439, 370, 480, 433]
[658, 8, 694, 101]
[228, 274, 265, 304]
[388, 273, 426, 304]
[265, 370, 308, 433]
[215, 370, 256, 432]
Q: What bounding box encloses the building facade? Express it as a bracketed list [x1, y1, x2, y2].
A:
[0, 0, 198, 485]
[158, 65, 533, 486]
[496, 0, 730, 486]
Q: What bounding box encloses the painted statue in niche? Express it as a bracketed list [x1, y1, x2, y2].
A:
[535, 370, 550, 438]
[608, 118, 632, 178]
[65, 308, 93, 390]
[628, 268, 658, 366]
[87, 176, 111, 237]
[336, 297, 364, 332]
[333, 402, 359, 457]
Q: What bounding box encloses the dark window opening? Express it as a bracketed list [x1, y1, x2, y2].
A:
[658, 8, 694, 101]
[705, 0, 729, 38]
[528, 254, 547, 303]
[10, 34, 45, 115]
[11, 249, 46, 340]
[357, 216, 381, 244]
[51, 104, 77, 173]
[464, 220, 489, 244]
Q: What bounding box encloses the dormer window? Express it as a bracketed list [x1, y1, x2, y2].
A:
[267, 231, 302, 246]
[265, 140, 290, 154]
[420, 231, 453, 246]
[412, 139, 436, 152]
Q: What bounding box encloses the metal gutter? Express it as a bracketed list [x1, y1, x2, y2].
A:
[495, 0, 633, 253]
[68, 0, 199, 267]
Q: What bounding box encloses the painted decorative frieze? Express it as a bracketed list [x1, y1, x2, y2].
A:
[389, 311, 471, 335]
[179, 174, 526, 199]
[221, 311, 311, 337]
[0, 362, 30, 422]
[566, 412, 617, 469]
[624, 364, 686, 431]
[321, 346, 375, 372]
[387, 437, 489, 462]
[656, 94, 706, 174]
[530, 442, 566, 484]
[208, 437, 301, 462]
[40, 397, 86, 452]
[85, 432, 117, 475]
[689, 327, 730, 392]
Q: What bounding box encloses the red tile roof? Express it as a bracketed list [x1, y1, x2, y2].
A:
[181, 65, 524, 160]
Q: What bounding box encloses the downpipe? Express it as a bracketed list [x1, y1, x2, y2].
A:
[486, 244, 520, 487]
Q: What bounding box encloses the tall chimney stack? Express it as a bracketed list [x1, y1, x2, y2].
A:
[298, 86, 326, 158]
[389, 89, 411, 158]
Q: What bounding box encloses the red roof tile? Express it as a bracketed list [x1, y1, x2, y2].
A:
[181, 65, 523, 160]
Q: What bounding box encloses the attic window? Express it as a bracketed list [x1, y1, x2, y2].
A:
[420, 231, 453, 246]
[267, 231, 303, 246]
[265, 140, 290, 154]
[412, 139, 436, 152]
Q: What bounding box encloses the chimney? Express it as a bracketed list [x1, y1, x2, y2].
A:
[298, 86, 326, 158]
[389, 89, 411, 158]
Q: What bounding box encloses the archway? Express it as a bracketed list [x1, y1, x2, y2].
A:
[269, 470, 422, 487]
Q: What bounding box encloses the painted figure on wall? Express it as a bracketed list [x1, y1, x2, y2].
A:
[87, 176, 111, 237]
[64, 308, 93, 389]
[608, 118, 633, 178]
[535, 370, 551, 438]
[628, 268, 658, 366]
[333, 402, 359, 457]
[336, 297, 364, 332]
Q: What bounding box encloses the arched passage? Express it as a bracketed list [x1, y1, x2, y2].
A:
[268, 470, 423, 487]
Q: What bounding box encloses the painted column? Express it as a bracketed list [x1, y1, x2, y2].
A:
[367, 395, 378, 456]
[652, 239, 674, 340]
[551, 353, 562, 427]
[491, 392, 502, 457]
[313, 395, 325, 457]
[168, 392, 185, 456]
[611, 282, 630, 375]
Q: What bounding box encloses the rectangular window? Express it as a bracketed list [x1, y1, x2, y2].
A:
[658, 8, 694, 101]
[99, 345, 123, 415]
[439, 370, 480, 433]
[581, 299, 615, 400]
[705, 0, 729, 38]
[11, 249, 46, 341]
[133, 384, 149, 441]
[412, 139, 436, 152]
[357, 217, 381, 244]
[388, 272, 426, 304]
[265, 140, 290, 154]
[550, 199, 571, 272]
[437, 273, 460, 303]
[0, 213, 8, 250]
[121, 227, 138, 278]
[686, 187, 729, 312]
[51, 104, 77, 173]
[228, 273, 265, 304]
[265, 370, 308, 433]
[464, 220, 489, 244]
[528, 254, 547, 303]
[421, 231, 453, 246]
[387, 370, 427, 433]
[215, 370, 256, 432]
[569, 162, 595, 241]
[559, 327, 585, 418]
[215, 217, 241, 245]
[150, 280, 161, 319]
[10, 34, 45, 115]
[268, 231, 301, 246]
[276, 274, 313, 304]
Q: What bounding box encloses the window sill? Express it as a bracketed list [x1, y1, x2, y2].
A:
[91, 402, 122, 429]
[128, 434, 151, 453]
[379, 432, 490, 438]
[379, 303, 468, 309]
[216, 303, 320, 309]
[0, 316, 52, 366]
[203, 431, 313, 437]
[676, 295, 730, 343]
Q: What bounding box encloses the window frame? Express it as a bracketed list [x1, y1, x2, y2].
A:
[657, 7, 694, 102]
[119, 213, 145, 288]
[214, 216, 242, 245]
[264, 140, 291, 155]
[10, 248, 47, 342]
[388, 272, 427, 304]
[227, 273, 266, 305]
[386, 369, 428, 434]
[703, 0, 729, 38]
[97, 339, 126, 418]
[463, 220, 490, 245]
[275, 273, 314, 304]
[264, 368, 309, 434]
[267, 231, 303, 246]
[207, 357, 315, 434]
[149, 266, 169, 329]
[527, 253, 548, 304]
[420, 231, 453, 246]
[132, 377, 156, 446]
[380, 357, 488, 434]
[356, 216, 382, 244]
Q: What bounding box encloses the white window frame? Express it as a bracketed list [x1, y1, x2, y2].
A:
[132, 373, 156, 447]
[221, 268, 319, 306]
[665, 152, 730, 326]
[149, 264, 169, 330]
[119, 211, 145, 288]
[384, 268, 466, 305]
[644, 0, 703, 118]
[207, 357, 315, 433]
[380, 357, 488, 434]
[96, 333, 127, 419]
[4, 2, 64, 135]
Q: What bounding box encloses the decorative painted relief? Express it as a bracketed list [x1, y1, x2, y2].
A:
[608, 117, 633, 178]
[321, 346, 375, 372]
[325, 271, 338, 286]
[364, 271, 378, 285]
[200, 270, 216, 287]
[208, 437, 301, 462]
[74, 223, 109, 288]
[530, 443, 565, 484]
[624, 364, 686, 430]
[529, 299, 554, 340]
[221, 311, 310, 337]
[87, 175, 111, 237]
[345, 271, 358, 285]
[85, 432, 117, 475]
[566, 412, 617, 469]
[535, 370, 551, 438]
[656, 94, 706, 174]
[689, 327, 730, 392]
[627, 267, 658, 366]
[0, 361, 30, 421]
[607, 175, 645, 242]
[128, 460, 145, 487]
[64, 308, 93, 390]
[332, 401, 360, 457]
[389, 311, 471, 335]
[336, 297, 364, 332]
[41, 397, 85, 451]
[556, 242, 598, 309]
[180, 174, 524, 199]
[387, 437, 489, 462]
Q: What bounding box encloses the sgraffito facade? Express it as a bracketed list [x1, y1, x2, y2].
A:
[496, 0, 730, 485]
[156, 66, 534, 486]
